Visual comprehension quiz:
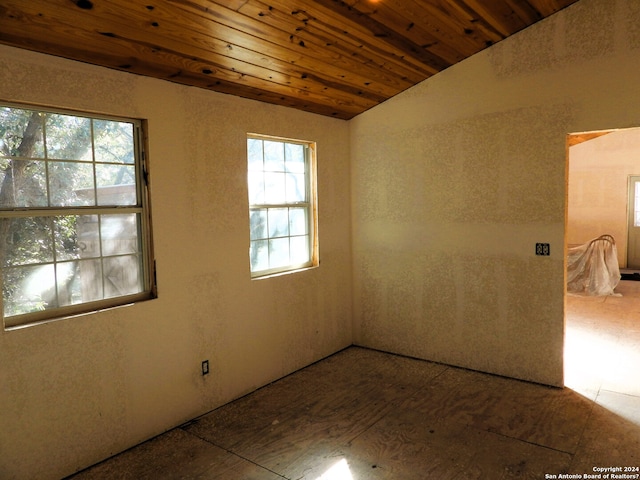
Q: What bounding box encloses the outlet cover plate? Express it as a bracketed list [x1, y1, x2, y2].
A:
[535, 243, 550, 256]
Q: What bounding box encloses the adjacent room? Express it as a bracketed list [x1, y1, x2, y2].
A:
[1, 0, 639, 478]
[565, 127, 640, 407]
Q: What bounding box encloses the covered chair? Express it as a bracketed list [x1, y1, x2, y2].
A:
[567, 234, 621, 296]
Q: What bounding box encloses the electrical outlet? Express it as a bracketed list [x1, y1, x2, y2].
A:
[535, 243, 550, 256]
[201, 360, 209, 376]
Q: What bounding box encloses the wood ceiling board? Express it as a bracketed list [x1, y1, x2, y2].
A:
[313, 0, 452, 72]
[460, 0, 529, 37]
[177, 6, 416, 97]
[528, 0, 578, 16]
[0, 0, 581, 119]
[330, 0, 469, 65]
[0, 0, 380, 112]
[567, 131, 613, 147]
[109, 0, 390, 93]
[241, 0, 433, 77]
[171, 0, 422, 92]
[0, 7, 367, 118]
[504, 0, 543, 25]
[236, 1, 422, 92]
[377, 0, 500, 57]
[267, 0, 436, 84]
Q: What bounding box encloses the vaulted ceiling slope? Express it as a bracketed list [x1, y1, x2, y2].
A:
[0, 0, 578, 119]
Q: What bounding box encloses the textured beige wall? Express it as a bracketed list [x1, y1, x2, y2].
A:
[0, 46, 352, 479]
[567, 127, 640, 267]
[350, 0, 640, 387]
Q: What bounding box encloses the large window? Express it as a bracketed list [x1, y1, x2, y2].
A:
[247, 135, 318, 277]
[0, 104, 155, 328]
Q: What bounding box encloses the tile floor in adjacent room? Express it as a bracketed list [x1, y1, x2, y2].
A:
[69, 282, 640, 479]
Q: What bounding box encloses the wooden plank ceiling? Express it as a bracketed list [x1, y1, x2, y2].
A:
[0, 0, 579, 119]
[567, 130, 612, 147]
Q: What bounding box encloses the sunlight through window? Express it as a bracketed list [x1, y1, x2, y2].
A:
[565, 323, 619, 386]
[565, 322, 640, 426]
[315, 458, 354, 480]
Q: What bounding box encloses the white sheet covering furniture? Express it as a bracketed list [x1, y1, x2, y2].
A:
[567, 234, 621, 296]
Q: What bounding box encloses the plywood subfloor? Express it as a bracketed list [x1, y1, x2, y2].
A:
[68, 287, 640, 479]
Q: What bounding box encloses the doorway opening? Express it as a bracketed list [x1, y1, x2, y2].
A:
[565, 126, 640, 399]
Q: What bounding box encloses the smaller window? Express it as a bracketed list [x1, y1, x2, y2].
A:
[247, 135, 318, 277]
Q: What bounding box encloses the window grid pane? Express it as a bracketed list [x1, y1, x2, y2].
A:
[1, 213, 146, 318]
[247, 136, 314, 276]
[0, 104, 153, 326]
[0, 109, 141, 210]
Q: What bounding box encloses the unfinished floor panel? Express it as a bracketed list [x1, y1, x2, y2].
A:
[69, 328, 639, 479]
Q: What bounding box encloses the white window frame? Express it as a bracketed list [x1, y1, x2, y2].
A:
[247, 134, 318, 278]
[0, 102, 156, 329]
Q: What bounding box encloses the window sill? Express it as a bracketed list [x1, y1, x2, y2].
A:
[3, 292, 156, 331]
[251, 264, 319, 280]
